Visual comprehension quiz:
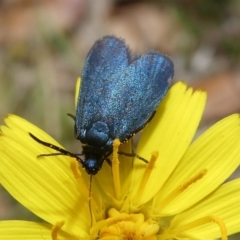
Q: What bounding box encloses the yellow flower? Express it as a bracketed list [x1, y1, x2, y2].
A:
[1, 81, 240, 240]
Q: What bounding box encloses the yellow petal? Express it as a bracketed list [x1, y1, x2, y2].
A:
[170, 178, 240, 238]
[0, 221, 53, 240]
[0, 221, 77, 240]
[93, 140, 134, 211]
[0, 115, 90, 238]
[153, 114, 240, 216]
[131, 82, 206, 205]
[75, 77, 81, 108]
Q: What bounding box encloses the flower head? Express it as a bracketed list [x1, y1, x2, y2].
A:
[1, 81, 240, 240]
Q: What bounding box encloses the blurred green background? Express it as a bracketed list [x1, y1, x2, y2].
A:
[0, 0, 240, 238]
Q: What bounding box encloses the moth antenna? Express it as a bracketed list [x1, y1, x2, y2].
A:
[29, 133, 84, 164]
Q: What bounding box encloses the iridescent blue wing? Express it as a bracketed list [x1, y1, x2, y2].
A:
[76, 36, 130, 131]
[102, 52, 173, 141]
[75, 36, 173, 143]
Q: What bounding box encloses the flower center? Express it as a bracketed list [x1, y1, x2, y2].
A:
[91, 208, 159, 240]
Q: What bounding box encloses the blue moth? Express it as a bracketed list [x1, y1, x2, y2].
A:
[30, 36, 174, 175]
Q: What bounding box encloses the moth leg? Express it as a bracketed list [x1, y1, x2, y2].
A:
[105, 158, 112, 167]
[117, 151, 148, 164]
[67, 113, 76, 121]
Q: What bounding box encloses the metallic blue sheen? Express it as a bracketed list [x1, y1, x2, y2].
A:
[75, 36, 174, 175]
